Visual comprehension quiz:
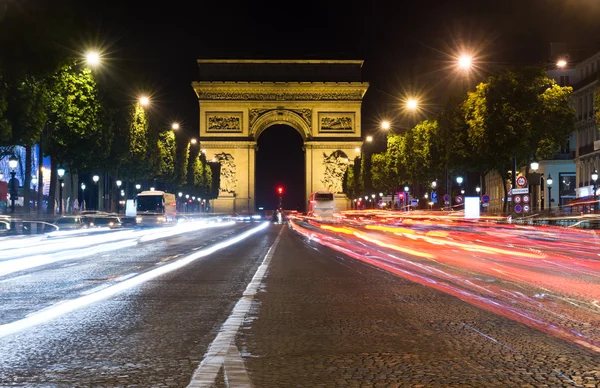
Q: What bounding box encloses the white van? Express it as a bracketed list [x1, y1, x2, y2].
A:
[135, 191, 177, 227]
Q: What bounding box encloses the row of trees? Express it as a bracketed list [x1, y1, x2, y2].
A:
[0, 61, 215, 213]
[344, 67, 575, 212]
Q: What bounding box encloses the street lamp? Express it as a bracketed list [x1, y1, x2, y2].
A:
[92, 175, 100, 211]
[381, 120, 391, 130]
[365, 136, 373, 142]
[81, 182, 86, 210]
[456, 176, 463, 185]
[476, 186, 481, 194]
[546, 174, 553, 211]
[8, 155, 18, 213]
[557, 59, 567, 68]
[190, 138, 197, 145]
[31, 175, 38, 210]
[530, 160, 539, 211]
[354, 147, 361, 153]
[406, 98, 418, 111]
[457, 54, 473, 71]
[57, 167, 66, 214]
[592, 168, 599, 214]
[135, 184, 141, 192]
[404, 185, 410, 210]
[172, 122, 180, 130]
[116, 180, 122, 213]
[150, 187, 155, 191]
[85, 51, 101, 67]
[139, 96, 150, 107]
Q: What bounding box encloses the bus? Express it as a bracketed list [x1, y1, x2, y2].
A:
[308, 191, 335, 219]
[135, 190, 177, 227]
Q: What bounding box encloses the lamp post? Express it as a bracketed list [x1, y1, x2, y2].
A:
[404, 185, 410, 210]
[592, 168, 598, 214]
[530, 160, 539, 211]
[135, 184, 141, 193]
[92, 175, 100, 211]
[178, 192, 182, 212]
[31, 175, 38, 211]
[8, 155, 18, 213]
[57, 168, 66, 214]
[116, 180, 122, 213]
[81, 182, 86, 211]
[546, 174, 553, 211]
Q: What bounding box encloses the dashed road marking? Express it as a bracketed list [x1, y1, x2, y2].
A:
[187, 226, 284, 388]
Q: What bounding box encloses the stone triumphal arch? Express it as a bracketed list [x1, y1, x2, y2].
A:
[192, 60, 369, 213]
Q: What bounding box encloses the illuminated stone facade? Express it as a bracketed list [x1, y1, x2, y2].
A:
[192, 60, 369, 213]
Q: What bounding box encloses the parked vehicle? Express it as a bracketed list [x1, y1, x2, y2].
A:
[54, 216, 88, 230]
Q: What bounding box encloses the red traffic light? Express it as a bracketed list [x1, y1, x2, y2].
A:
[277, 187, 283, 194]
[399, 193, 404, 199]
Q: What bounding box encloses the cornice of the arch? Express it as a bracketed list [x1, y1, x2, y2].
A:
[250, 109, 311, 141]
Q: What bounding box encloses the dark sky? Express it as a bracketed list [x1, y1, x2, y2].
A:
[4, 0, 600, 209]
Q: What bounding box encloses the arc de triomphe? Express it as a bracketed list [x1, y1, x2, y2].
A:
[192, 60, 369, 213]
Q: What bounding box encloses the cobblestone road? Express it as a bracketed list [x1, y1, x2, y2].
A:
[234, 227, 600, 387]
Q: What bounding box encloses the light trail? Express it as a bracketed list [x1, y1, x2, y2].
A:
[290, 218, 600, 353]
[0, 222, 269, 339]
[0, 221, 236, 277]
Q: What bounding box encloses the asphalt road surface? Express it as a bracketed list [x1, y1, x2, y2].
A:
[1, 221, 599, 387]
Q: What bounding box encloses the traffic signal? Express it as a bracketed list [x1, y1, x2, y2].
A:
[277, 186, 284, 195]
[399, 193, 404, 200]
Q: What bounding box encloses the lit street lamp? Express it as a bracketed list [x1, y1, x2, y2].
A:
[190, 138, 197, 145]
[57, 168, 66, 214]
[457, 54, 473, 71]
[381, 120, 390, 130]
[81, 182, 86, 210]
[546, 174, 553, 211]
[592, 168, 599, 214]
[135, 184, 141, 192]
[365, 136, 373, 143]
[406, 98, 418, 111]
[530, 160, 539, 211]
[404, 185, 410, 210]
[31, 175, 38, 211]
[172, 122, 180, 130]
[93, 175, 100, 211]
[116, 180, 122, 213]
[8, 155, 18, 213]
[85, 51, 101, 67]
[139, 96, 150, 107]
[557, 59, 567, 68]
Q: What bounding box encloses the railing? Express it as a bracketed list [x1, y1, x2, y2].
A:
[579, 143, 595, 156]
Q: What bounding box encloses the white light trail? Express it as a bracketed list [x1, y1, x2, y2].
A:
[0, 222, 269, 339]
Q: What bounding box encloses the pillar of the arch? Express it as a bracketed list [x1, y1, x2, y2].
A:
[203, 142, 256, 215]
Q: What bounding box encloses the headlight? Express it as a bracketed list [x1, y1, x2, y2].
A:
[89, 222, 94, 227]
[136, 217, 142, 223]
[157, 216, 166, 222]
[251, 215, 261, 219]
[108, 222, 114, 227]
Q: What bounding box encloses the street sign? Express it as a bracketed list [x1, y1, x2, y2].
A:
[514, 195, 522, 204]
[522, 194, 530, 203]
[482, 203, 490, 207]
[443, 194, 450, 202]
[523, 204, 531, 213]
[411, 199, 418, 207]
[511, 188, 529, 195]
[431, 191, 438, 204]
[482, 194, 490, 203]
[516, 175, 527, 188]
[455, 195, 464, 204]
[514, 204, 522, 213]
[508, 188, 512, 196]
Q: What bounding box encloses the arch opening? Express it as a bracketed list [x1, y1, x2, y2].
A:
[255, 124, 305, 211]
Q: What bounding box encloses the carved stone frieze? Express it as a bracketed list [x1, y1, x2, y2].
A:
[320, 150, 350, 194]
[214, 152, 237, 194]
[318, 112, 355, 133]
[197, 91, 364, 101]
[206, 112, 242, 132]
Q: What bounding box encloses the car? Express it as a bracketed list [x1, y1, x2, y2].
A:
[89, 216, 123, 229]
[54, 216, 88, 230]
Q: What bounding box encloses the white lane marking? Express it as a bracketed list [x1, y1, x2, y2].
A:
[0, 274, 32, 283]
[187, 226, 284, 388]
[0, 222, 270, 339]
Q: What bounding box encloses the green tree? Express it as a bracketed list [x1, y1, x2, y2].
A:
[371, 152, 392, 193]
[342, 162, 356, 200]
[403, 120, 438, 186]
[463, 68, 574, 211]
[124, 102, 150, 181]
[174, 141, 190, 187]
[45, 63, 104, 213]
[154, 130, 176, 186]
[384, 133, 407, 196]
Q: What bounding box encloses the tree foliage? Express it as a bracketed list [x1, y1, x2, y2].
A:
[155, 130, 176, 183]
[371, 152, 391, 192]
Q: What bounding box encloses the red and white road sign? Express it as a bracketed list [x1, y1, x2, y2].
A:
[455, 195, 464, 204]
[516, 175, 527, 188]
[508, 188, 513, 196]
[523, 204, 531, 213]
[522, 194, 530, 203]
[513, 195, 522, 204]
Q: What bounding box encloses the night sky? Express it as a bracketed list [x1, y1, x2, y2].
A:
[4, 0, 600, 209]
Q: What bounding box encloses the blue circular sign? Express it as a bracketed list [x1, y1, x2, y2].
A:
[443, 194, 450, 202]
[482, 194, 490, 203]
[514, 204, 522, 213]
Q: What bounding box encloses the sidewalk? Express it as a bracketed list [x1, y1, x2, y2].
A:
[233, 227, 600, 387]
